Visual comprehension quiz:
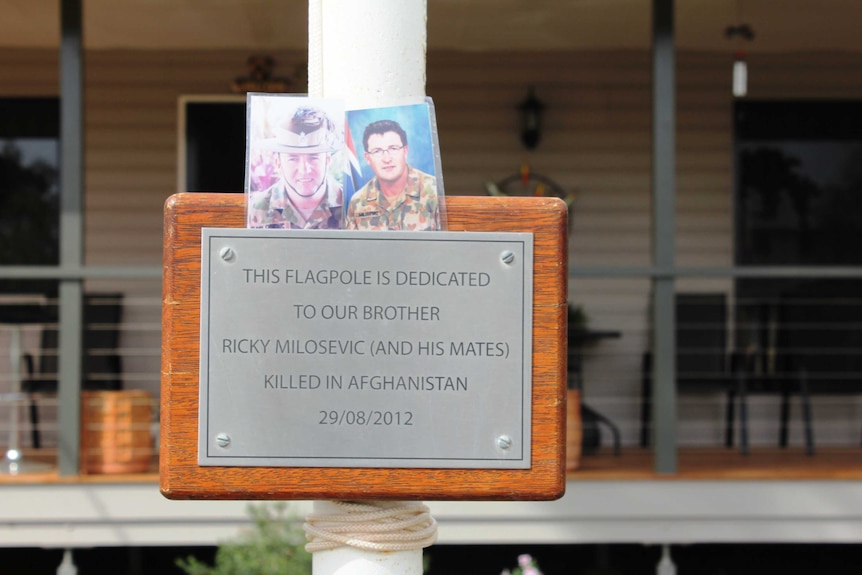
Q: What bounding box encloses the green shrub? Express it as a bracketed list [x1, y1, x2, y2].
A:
[177, 502, 312, 575]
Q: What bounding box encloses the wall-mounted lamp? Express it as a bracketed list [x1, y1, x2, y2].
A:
[732, 50, 748, 98]
[725, 17, 754, 98]
[518, 87, 545, 150]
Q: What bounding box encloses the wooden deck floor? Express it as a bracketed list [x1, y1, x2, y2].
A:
[1, 447, 860, 484]
[571, 447, 862, 480]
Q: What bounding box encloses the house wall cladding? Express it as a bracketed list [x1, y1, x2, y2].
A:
[2, 47, 861, 446]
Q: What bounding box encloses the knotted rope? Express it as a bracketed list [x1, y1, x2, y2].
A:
[304, 500, 437, 553]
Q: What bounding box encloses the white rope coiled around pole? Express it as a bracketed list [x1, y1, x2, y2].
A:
[304, 500, 437, 553]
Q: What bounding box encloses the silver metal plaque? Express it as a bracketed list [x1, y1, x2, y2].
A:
[198, 228, 533, 469]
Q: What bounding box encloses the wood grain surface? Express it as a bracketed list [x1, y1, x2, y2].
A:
[161, 193, 567, 501]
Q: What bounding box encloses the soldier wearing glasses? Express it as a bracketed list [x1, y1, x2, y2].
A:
[345, 119, 440, 231]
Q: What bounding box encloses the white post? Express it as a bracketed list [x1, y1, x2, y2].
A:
[56, 549, 78, 575]
[306, 2, 434, 574]
[307, 501, 431, 575]
[315, 545, 421, 575]
[656, 544, 676, 575]
[308, 0, 427, 108]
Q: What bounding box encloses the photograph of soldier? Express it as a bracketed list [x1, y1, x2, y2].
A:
[344, 102, 444, 231]
[246, 95, 345, 229]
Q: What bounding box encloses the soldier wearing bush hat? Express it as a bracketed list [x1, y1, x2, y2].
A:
[249, 106, 343, 229]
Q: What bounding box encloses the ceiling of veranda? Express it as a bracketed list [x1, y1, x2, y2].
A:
[1, 0, 861, 53]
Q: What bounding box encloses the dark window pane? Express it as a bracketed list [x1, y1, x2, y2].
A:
[183, 100, 246, 193]
[734, 101, 862, 398]
[735, 101, 862, 266]
[0, 98, 60, 295]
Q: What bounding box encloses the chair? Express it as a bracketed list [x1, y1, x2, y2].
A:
[741, 280, 862, 454]
[567, 308, 622, 456]
[580, 404, 622, 456]
[0, 298, 56, 470]
[640, 293, 742, 449]
[22, 293, 124, 448]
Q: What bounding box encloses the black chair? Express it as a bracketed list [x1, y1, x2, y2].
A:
[640, 293, 743, 449]
[22, 293, 124, 448]
[567, 308, 622, 456]
[580, 403, 622, 456]
[741, 280, 862, 454]
[0, 299, 56, 458]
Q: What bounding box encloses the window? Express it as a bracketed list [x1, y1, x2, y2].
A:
[734, 100, 862, 397]
[0, 97, 59, 295]
[178, 95, 247, 193]
[735, 100, 862, 267]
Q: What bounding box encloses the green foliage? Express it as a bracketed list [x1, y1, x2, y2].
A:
[177, 503, 312, 575]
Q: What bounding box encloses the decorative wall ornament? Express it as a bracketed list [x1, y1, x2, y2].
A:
[486, 86, 577, 230]
[231, 55, 292, 94]
[485, 164, 577, 230]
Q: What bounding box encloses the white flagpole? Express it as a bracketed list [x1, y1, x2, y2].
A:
[306, 2, 434, 575]
[308, 0, 427, 108]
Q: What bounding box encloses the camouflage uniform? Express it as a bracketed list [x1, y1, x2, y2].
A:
[248, 176, 343, 229]
[345, 166, 440, 231]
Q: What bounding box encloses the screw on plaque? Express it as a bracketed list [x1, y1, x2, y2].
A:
[219, 246, 235, 262]
[496, 435, 512, 450]
[500, 250, 515, 265]
[216, 433, 231, 448]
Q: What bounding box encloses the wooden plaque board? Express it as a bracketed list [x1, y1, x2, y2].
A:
[161, 193, 567, 501]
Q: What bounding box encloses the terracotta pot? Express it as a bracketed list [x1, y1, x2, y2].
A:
[565, 388, 582, 471]
[81, 390, 153, 474]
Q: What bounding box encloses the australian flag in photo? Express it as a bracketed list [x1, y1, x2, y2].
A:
[343, 122, 365, 208]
